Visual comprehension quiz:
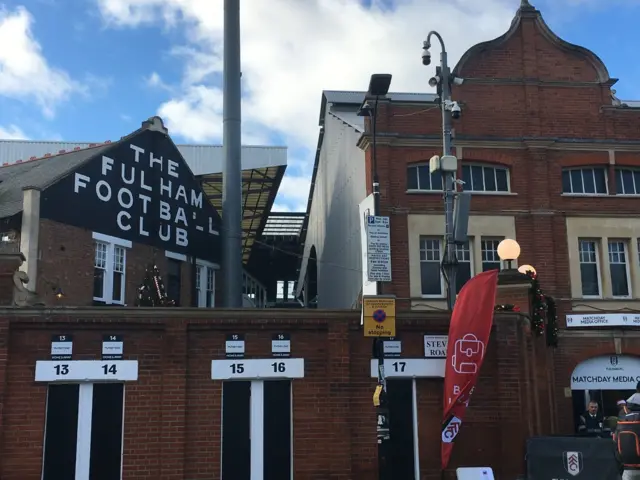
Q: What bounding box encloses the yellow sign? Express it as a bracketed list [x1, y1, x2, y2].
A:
[363, 296, 396, 337]
[373, 384, 382, 407]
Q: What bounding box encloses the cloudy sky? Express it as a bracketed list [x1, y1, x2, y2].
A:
[0, 0, 638, 211]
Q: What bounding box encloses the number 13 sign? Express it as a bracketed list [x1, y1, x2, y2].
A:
[35, 360, 139, 382]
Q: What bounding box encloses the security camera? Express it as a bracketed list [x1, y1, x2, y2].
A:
[428, 76, 440, 88]
[422, 41, 431, 66]
[452, 76, 464, 86]
[451, 102, 461, 119]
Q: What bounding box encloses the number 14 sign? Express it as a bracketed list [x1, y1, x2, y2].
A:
[211, 358, 304, 380]
[35, 360, 139, 382]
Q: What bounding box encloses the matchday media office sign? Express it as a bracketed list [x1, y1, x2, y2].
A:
[40, 130, 222, 263]
[566, 313, 640, 328]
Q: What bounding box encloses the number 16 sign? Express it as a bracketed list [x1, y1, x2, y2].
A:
[212, 358, 305, 380]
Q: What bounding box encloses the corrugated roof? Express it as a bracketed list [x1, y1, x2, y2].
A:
[0, 140, 287, 175]
[263, 213, 305, 237]
[322, 90, 438, 105]
[0, 144, 113, 219]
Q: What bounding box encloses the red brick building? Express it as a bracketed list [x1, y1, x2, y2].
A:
[1, 2, 639, 479]
[0, 116, 223, 309]
[298, 0, 640, 465]
[0, 248, 544, 480]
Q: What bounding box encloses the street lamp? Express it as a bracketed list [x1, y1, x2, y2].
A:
[358, 73, 392, 219]
[497, 238, 521, 270]
[422, 32, 465, 311]
[358, 73, 393, 480]
[518, 264, 537, 276]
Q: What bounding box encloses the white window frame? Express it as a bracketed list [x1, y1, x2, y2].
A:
[41, 383, 126, 480]
[562, 167, 608, 195]
[461, 163, 511, 193]
[608, 240, 631, 299]
[165, 250, 187, 261]
[455, 239, 474, 290]
[92, 232, 131, 305]
[195, 259, 219, 308]
[578, 239, 602, 299]
[615, 167, 640, 196]
[406, 164, 443, 192]
[276, 280, 285, 300]
[480, 237, 503, 272]
[419, 236, 445, 298]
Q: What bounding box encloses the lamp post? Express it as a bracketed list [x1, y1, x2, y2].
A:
[497, 238, 522, 271]
[422, 32, 464, 311]
[358, 73, 393, 480]
[518, 264, 537, 276]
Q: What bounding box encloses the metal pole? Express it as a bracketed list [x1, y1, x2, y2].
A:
[370, 97, 392, 480]
[427, 31, 458, 311]
[222, 0, 243, 308]
[440, 49, 457, 311]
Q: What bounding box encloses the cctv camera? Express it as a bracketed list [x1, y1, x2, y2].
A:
[452, 76, 464, 86]
[428, 76, 440, 88]
[422, 49, 431, 66]
[422, 41, 431, 66]
[451, 102, 461, 120]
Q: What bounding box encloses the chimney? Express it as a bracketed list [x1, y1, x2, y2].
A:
[19, 186, 41, 291]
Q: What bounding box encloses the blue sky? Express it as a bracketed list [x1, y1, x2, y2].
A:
[0, 0, 638, 211]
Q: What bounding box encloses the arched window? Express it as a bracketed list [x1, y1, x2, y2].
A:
[615, 167, 640, 195]
[562, 167, 607, 194]
[407, 164, 443, 191]
[461, 164, 510, 192]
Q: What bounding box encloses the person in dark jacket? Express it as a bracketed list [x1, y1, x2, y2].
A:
[614, 398, 640, 479]
[578, 400, 604, 435]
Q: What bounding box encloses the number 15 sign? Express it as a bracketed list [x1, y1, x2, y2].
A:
[212, 358, 305, 380]
[35, 360, 139, 382]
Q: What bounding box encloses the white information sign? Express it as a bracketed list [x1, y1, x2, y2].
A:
[456, 467, 495, 480]
[383, 340, 402, 357]
[212, 358, 305, 380]
[35, 360, 139, 382]
[370, 358, 445, 378]
[566, 313, 640, 328]
[424, 335, 448, 358]
[366, 215, 392, 282]
[571, 355, 640, 390]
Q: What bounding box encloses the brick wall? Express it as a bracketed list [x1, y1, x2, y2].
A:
[0, 306, 561, 480]
[37, 219, 194, 307]
[362, 7, 640, 316]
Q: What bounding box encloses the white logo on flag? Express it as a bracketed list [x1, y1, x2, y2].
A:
[442, 416, 462, 443]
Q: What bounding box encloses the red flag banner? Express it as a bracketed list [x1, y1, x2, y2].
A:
[441, 269, 499, 470]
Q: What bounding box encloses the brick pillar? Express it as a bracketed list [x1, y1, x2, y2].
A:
[0, 315, 9, 475]
[494, 313, 532, 479]
[160, 320, 188, 479]
[327, 320, 353, 478]
[494, 278, 555, 476]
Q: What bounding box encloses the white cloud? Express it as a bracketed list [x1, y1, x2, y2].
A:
[0, 124, 28, 140]
[274, 174, 311, 213]
[0, 6, 83, 116]
[94, 0, 527, 206]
